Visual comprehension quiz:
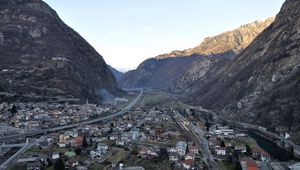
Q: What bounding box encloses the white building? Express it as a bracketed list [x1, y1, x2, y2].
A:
[214, 146, 226, 156]
[176, 141, 187, 156]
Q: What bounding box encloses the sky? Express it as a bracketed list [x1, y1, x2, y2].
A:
[44, 0, 285, 71]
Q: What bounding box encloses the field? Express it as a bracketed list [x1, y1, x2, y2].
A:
[217, 160, 235, 170]
[107, 147, 130, 163]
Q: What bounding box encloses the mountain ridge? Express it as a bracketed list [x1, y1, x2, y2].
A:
[190, 0, 300, 144]
[0, 0, 122, 103]
[120, 18, 274, 91]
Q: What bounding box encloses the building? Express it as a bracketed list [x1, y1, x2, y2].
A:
[240, 158, 259, 170]
[176, 141, 187, 156]
[169, 152, 179, 162]
[182, 159, 193, 169]
[188, 145, 199, 155]
[214, 146, 226, 156]
[260, 151, 271, 162]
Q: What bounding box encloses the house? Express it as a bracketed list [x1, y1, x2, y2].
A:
[52, 153, 60, 160]
[176, 141, 187, 156]
[65, 151, 77, 158]
[234, 146, 247, 153]
[168, 147, 177, 153]
[57, 142, 66, 148]
[240, 158, 259, 170]
[214, 146, 226, 156]
[260, 151, 271, 162]
[27, 162, 42, 170]
[169, 152, 179, 162]
[97, 143, 109, 154]
[139, 147, 159, 158]
[39, 141, 49, 149]
[116, 139, 125, 146]
[66, 157, 79, 167]
[188, 145, 198, 155]
[185, 152, 195, 160]
[70, 136, 83, 147]
[182, 159, 193, 169]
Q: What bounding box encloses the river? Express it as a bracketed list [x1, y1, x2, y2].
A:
[248, 132, 298, 162]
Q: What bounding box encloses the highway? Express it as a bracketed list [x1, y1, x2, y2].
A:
[0, 136, 47, 169]
[0, 90, 143, 143]
[191, 105, 300, 159]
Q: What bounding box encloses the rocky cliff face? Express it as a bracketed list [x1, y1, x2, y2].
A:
[120, 55, 202, 90]
[108, 65, 123, 82]
[120, 18, 273, 91]
[191, 0, 300, 143]
[0, 0, 121, 103]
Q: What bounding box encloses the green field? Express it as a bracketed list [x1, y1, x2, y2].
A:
[88, 162, 106, 170]
[107, 148, 130, 163]
[217, 161, 235, 170]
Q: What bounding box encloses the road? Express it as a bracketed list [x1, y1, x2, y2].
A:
[189, 124, 220, 170]
[0, 90, 143, 143]
[191, 105, 300, 159]
[171, 111, 220, 170]
[0, 136, 47, 169]
[0, 143, 26, 149]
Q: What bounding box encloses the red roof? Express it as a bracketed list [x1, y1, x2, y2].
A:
[73, 136, 83, 145]
[246, 160, 259, 170]
[248, 167, 259, 170]
[241, 158, 259, 170]
[183, 159, 193, 165]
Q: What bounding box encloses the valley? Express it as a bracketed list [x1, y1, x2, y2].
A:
[1, 0, 300, 170]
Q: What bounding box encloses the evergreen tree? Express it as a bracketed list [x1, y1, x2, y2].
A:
[82, 136, 88, 148]
[220, 140, 226, 147]
[46, 158, 52, 167]
[245, 144, 252, 155]
[54, 158, 65, 170]
[205, 120, 210, 131]
[10, 104, 18, 114]
[75, 148, 81, 155]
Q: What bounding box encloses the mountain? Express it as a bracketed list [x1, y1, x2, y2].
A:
[191, 0, 300, 143]
[108, 65, 124, 82]
[119, 18, 274, 91]
[0, 0, 121, 103]
[120, 54, 202, 89]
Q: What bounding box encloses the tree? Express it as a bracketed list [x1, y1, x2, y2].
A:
[82, 136, 88, 148]
[54, 158, 65, 170]
[245, 144, 252, 155]
[10, 105, 18, 114]
[220, 140, 226, 147]
[205, 120, 210, 131]
[74, 148, 81, 155]
[89, 138, 93, 147]
[46, 158, 52, 167]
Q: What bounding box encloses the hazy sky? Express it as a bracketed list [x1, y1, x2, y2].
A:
[44, 0, 285, 71]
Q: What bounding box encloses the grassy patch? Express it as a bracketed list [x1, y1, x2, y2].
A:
[107, 148, 130, 163]
[217, 161, 235, 170]
[139, 159, 172, 170]
[21, 147, 44, 158]
[142, 94, 170, 106]
[88, 162, 106, 170]
[45, 166, 54, 170]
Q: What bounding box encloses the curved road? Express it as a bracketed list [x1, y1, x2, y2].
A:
[0, 90, 143, 143]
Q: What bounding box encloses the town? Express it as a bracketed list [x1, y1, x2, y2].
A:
[1, 91, 299, 170]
